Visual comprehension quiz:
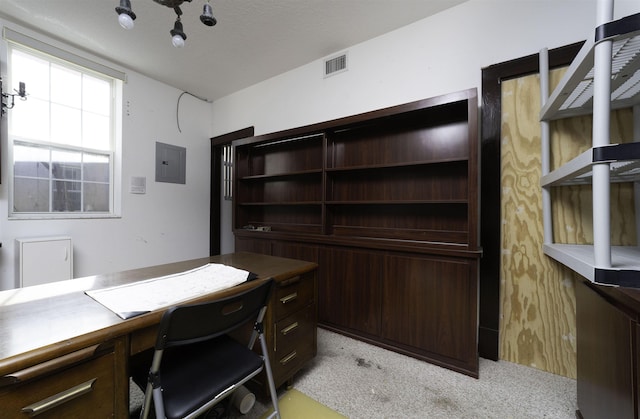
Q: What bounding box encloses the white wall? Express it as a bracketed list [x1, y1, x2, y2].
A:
[0, 21, 213, 290]
[212, 0, 640, 251]
[3, 1, 639, 287]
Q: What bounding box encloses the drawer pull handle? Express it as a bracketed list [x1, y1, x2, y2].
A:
[21, 378, 96, 417]
[281, 322, 299, 335]
[280, 292, 298, 304]
[280, 351, 297, 366]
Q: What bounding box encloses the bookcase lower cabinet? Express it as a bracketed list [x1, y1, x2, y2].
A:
[231, 89, 481, 377]
[381, 254, 478, 375]
[236, 237, 480, 377]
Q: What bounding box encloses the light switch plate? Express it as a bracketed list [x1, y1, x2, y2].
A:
[130, 176, 146, 194]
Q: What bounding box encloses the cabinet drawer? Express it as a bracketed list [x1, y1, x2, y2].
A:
[273, 304, 316, 380]
[275, 273, 315, 320]
[0, 352, 116, 418]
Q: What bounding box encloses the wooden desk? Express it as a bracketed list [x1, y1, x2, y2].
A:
[0, 252, 318, 418]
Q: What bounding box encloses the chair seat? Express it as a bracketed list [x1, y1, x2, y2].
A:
[153, 335, 263, 419]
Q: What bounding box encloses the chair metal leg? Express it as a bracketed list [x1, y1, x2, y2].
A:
[259, 333, 281, 419]
[139, 382, 154, 419]
[152, 386, 166, 419]
[141, 351, 165, 419]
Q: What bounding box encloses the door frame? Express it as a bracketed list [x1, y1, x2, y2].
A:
[479, 42, 582, 360]
[210, 126, 254, 256]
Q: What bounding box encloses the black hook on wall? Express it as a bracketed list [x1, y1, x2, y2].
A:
[1, 78, 27, 115]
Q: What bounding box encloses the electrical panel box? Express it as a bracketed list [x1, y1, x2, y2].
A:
[156, 142, 186, 184]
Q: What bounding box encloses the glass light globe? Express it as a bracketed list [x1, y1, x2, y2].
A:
[172, 34, 185, 48]
[118, 13, 134, 30]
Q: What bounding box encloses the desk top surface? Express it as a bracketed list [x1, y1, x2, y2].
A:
[0, 252, 316, 375]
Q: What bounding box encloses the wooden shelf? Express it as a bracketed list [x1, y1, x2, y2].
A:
[325, 200, 467, 205]
[325, 157, 468, 172]
[239, 169, 323, 180]
[239, 202, 323, 206]
[234, 89, 478, 244]
[331, 225, 468, 244]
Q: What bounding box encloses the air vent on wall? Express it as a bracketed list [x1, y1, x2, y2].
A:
[324, 53, 348, 77]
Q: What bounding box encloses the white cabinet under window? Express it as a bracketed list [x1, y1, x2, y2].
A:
[16, 236, 73, 287]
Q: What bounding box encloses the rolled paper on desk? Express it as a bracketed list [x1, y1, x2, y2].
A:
[85, 263, 251, 319]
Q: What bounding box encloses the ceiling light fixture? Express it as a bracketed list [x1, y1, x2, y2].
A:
[170, 10, 187, 48]
[115, 0, 136, 30]
[115, 0, 217, 48]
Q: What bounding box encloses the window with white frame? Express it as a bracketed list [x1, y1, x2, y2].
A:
[6, 33, 123, 217]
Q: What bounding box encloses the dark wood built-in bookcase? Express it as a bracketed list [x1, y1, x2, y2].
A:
[233, 88, 481, 377]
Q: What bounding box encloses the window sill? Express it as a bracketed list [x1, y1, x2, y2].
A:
[9, 213, 122, 221]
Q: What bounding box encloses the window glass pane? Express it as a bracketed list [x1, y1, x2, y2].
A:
[83, 76, 110, 115]
[11, 49, 49, 101]
[83, 183, 110, 212]
[51, 150, 81, 180]
[14, 144, 50, 178]
[51, 104, 81, 146]
[52, 180, 81, 211]
[51, 64, 81, 108]
[14, 178, 49, 212]
[82, 112, 110, 150]
[84, 153, 110, 182]
[9, 43, 118, 217]
[11, 97, 49, 141]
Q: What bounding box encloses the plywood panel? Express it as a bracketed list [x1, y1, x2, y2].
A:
[500, 68, 636, 379]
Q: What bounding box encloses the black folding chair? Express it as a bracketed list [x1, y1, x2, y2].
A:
[134, 279, 281, 419]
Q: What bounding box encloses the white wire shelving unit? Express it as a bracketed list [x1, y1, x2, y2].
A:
[539, 0, 640, 287]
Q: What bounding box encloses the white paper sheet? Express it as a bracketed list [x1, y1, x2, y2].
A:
[85, 263, 250, 319]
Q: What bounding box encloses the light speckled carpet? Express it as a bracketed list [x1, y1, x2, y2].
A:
[241, 328, 576, 419]
[132, 328, 577, 418]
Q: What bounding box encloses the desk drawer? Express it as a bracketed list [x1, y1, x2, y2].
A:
[273, 304, 316, 380]
[275, 272, 315, 320]
[0, 351, 116, 418]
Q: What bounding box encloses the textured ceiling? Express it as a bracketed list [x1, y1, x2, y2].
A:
[0, 0, 467, 101]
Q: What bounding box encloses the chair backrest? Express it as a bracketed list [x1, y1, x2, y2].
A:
[155, 278, 274, 350]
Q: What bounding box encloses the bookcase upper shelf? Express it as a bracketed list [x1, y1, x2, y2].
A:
[233, 88, 479, 251]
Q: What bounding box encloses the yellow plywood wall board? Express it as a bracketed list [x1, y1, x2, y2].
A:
[499, 69, 635, 379]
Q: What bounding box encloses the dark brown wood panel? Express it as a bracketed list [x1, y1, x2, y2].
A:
[234, 237, 271, 255]
[326, 120, 469, 168]
[271, 241, 319, 264]
[382, 255, 476, 365]
[236, 135, 323, 177]
[327, 203, 468, 243]
[238, 173, 323, 203]
[576, 281, 634, 419]
[326, 162, 468, 202]
[318, 248, 383, 337]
